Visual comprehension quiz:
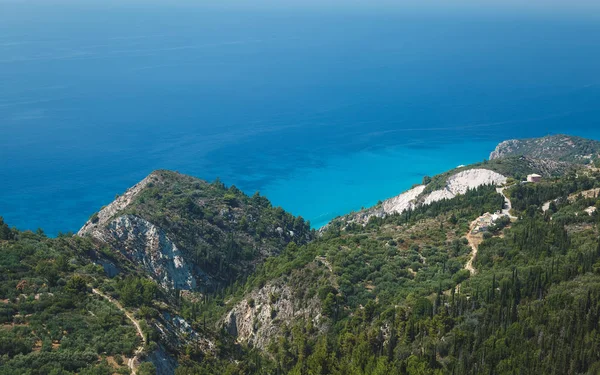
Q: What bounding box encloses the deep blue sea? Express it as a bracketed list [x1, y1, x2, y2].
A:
[1, 2, 600, 235]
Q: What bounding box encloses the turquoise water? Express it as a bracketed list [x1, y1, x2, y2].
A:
[261, 141, 500, 227]
[1, 3, 600, 234]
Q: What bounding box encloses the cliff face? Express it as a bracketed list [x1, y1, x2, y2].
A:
[78, 173, 156, 237]
[222, 260, 331, 350]
[380, 168, 507, 217]
[79, 172, 196, 290]
[223, 282, 324, 350]
[78, 170, 313, 291]
[429, 168, 507, 200]
[381, 185, 427, 216]
[332, 168, 507, 226]
[101, 215, 196, 290]
[490, 134, 600, 164]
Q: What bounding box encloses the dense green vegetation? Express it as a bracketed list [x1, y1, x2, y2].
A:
[507, 171, 600, 212]
[176, 171, 600, 375]
[0, 217, 15, 241]
[0, 229, 140, 374]
[492, 134, 600, 164]
[121, 170, 313, 289]
[5, 141, 600, 374]
[229, 186, 503, 311]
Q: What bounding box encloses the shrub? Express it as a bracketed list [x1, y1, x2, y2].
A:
[90, 212, 100, 224]
[138, 362, 157, 375]
[223, 193, 238, 207]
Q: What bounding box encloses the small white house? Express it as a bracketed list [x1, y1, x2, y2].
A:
[527, 174, 542, 183]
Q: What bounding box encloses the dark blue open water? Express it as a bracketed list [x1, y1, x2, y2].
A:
[1, 2, 600, 235]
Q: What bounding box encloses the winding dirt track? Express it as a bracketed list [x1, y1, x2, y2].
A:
[92, 288, 146, 375]
[465, 219, 482, 275]
[496, 187, 517, 220]
[465, 188, 515, 274]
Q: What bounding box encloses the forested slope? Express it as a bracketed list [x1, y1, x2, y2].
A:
[4, 136, 600, 374]
[187, 164, 600, 374]
[0, 224, 141, 374]
[79, 170, 313, 292]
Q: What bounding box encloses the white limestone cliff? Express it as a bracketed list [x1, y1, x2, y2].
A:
[341, 168, 508, 225]
[383, 168, 506, 216]
[100, 215, 196, 290]
[381, 185, 426, 215]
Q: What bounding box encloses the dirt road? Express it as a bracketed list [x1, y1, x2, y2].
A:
[92, 288, 146, 375]
[465, 218, 484, 274]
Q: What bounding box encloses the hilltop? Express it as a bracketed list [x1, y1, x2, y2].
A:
[78, 170, 313, 291]
[490, 134, 600, 165]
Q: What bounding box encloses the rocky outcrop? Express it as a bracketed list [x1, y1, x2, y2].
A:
[490, 135, 600, 163]
[490, 139, 524, 160]
[155, 311, 215, 353]
[433, 168, 507, 199]
[521, 157, 576, 177]
[381, 185, 426, 215]
[78, 170, 313, 292]
[77, 171, 197, 290]
[423, 189, 455, 205]
[146, 344, 178, 375]
[97, 215, 196, 290]
[78, 173, 157, 237]
[223, 282, 324, 350]
[333, 168, 507, 226]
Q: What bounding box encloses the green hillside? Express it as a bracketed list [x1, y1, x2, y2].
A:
[3, 136, 600, 374]
[0, 225, 141, 374]
[180, 167, 600, 375]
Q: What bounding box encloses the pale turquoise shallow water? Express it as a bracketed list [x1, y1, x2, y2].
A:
[1, 3, 600, 234]
[260, 141, 500, 228]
